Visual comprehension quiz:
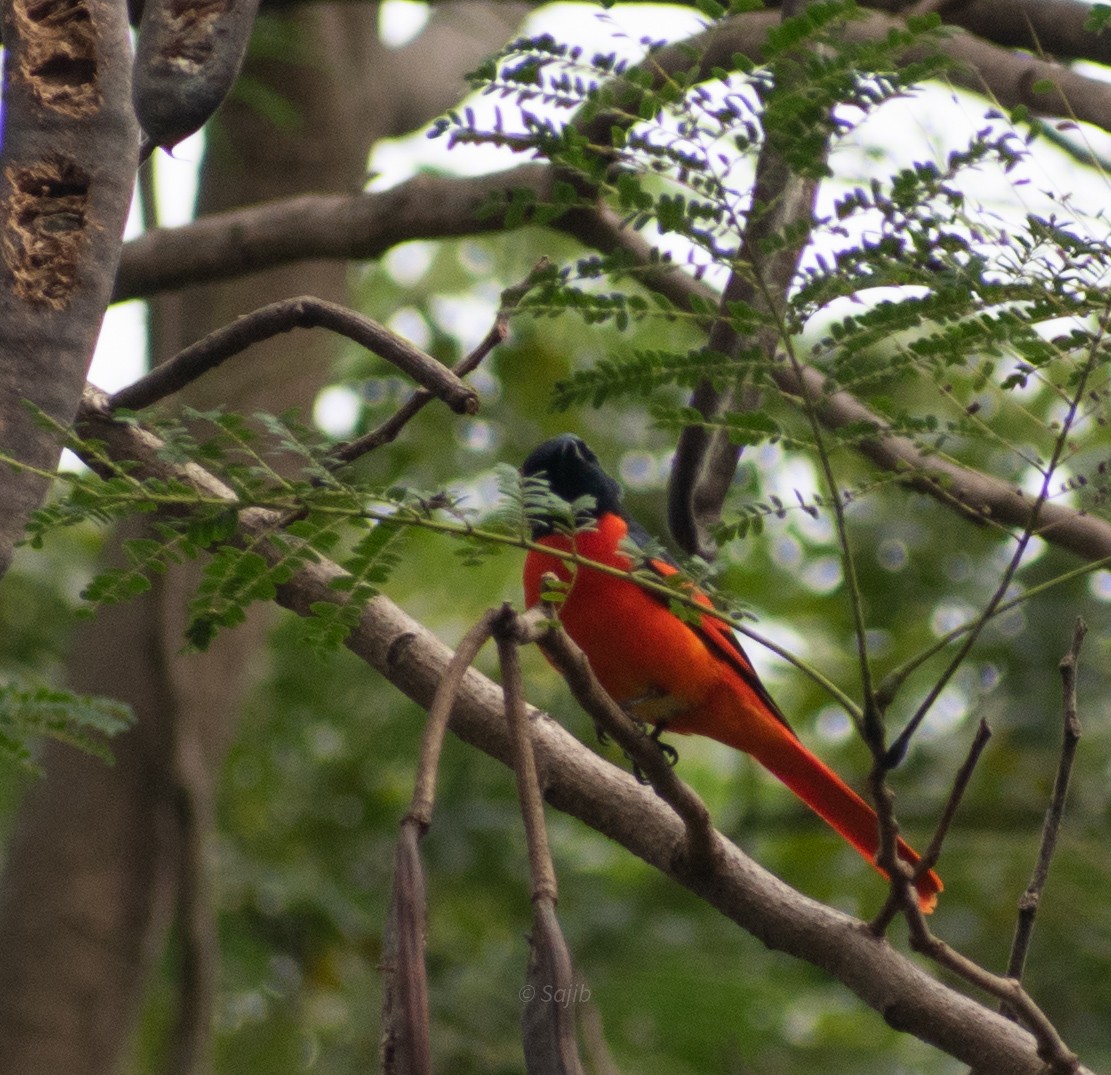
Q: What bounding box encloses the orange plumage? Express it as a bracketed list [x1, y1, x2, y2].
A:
[522, 436, 942, 912]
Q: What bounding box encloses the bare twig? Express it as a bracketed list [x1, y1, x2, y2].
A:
[328, 258, 550, 467]
[883, 635, 1087, 1071]
[906, 922, 1080, 1072]
[109, 296, 478, 415]
[407, 610, 500, 828]
[496, 608, 585, 1074]
[1003, 619, 1086, 999]
[884, 317, 1106, 767]
[382, 609, 498, 1074]
[919, 719, 992, 878]
[871, 718, 992, 933]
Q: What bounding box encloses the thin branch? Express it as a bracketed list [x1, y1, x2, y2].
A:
[406, 610, 500, 828]
[871, 717, 992, 933]
[383, 609, 499, 1075]
[496, 609, 585, 1074]
[328, 258, 550, 467]
[919, 718, 992, 881]
[876, 556, 1111, 709]
[1003, 618, 1086, 997]
[882, 631, 1089, 1069]
[109, 296, 478, 415]
[884, 312, 1107, 766]
[906, 921, 1080, 1072]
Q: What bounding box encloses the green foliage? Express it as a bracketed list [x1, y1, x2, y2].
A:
[0, 681, 132, 771]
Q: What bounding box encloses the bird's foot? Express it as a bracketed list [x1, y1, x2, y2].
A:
[629, 722, 678, 784]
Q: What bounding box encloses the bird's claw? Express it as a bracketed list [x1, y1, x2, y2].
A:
[628, 722, 678, 783]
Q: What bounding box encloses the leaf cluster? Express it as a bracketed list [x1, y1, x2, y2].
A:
[0, 681, 133, 772]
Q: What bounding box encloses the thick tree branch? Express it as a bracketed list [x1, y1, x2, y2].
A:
[628, 10, 1111, 139]
[922, 0, 1111, 67]
[112, 167, 556, 302]
[70, 384, 1094, 1074]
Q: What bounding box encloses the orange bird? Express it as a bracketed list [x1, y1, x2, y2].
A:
[521, 434, 942, 912]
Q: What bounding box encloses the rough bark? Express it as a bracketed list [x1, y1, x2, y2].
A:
[0, 0, 138, 578]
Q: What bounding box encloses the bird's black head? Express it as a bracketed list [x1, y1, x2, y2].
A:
[520, 434, 624, 535]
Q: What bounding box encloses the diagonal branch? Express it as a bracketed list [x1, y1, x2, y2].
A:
[327, 258, 550, 467]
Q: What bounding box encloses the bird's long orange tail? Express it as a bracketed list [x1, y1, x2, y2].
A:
[700, 704, 943, 913]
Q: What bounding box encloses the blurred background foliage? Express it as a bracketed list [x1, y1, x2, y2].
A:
[6, 2, 1111, 1070]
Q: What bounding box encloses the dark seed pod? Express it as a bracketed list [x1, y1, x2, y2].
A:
[132, 0, 260, 150]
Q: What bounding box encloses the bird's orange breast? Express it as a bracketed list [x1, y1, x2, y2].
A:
[524, 515, 720, 722]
